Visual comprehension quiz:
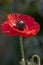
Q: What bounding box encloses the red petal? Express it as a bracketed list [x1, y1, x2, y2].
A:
[1, 14, 40, 37]
[1, 21, 19, 36]
[8, 14, 16, 26]
[8, 14, 34, 26]
[22, 22, 40, 37]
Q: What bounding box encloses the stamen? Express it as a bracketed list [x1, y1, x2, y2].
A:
[16, 20, 26, 31]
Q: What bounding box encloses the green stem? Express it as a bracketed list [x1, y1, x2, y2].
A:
[19, 36, 26, 65]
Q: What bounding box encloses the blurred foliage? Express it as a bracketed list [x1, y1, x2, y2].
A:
[0, 0, 43, 65]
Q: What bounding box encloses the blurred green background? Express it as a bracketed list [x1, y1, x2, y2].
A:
[0, 0, 43, 65]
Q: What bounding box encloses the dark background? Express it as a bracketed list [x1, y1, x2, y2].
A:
[0, 0, 43, 65]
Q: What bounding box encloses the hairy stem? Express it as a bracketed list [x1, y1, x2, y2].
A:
[19, 36, 25, 65]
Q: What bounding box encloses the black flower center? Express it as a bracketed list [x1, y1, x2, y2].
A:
[16, 20, 26, 31]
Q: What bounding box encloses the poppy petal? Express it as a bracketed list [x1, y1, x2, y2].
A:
[8, 14, 16, 26]
[1, 14, 40, 37]
[1, 21, 19, 36]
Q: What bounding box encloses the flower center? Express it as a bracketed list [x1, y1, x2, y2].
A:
[16, 20, 26, 31]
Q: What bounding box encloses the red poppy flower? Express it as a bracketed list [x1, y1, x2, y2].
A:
[1, 14, 40, 37]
